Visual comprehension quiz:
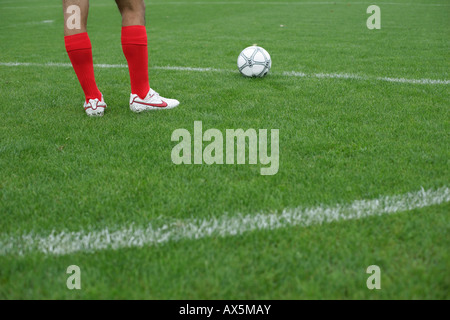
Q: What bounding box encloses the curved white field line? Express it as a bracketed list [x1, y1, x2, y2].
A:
[0, 186, 448, 256]
[0, 62, 449, 85]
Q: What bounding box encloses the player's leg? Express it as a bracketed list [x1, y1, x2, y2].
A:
[116, 0, 148, 99]
[116, 0, 179, 112]
[63, 0, 89, 36]
[115, 0, 146, 27]
[63, 0, 105, 116]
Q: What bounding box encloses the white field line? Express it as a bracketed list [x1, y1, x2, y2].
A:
[1, 61, 449, 85]
[0, 20, 54, 30]
[0, 187, 448, 256]
[283, 71, 450, 85]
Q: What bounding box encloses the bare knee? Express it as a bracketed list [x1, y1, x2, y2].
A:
[116, 0, 146, 26]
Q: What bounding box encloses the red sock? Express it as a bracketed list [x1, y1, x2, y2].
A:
[64, 33, 102, 102]
[121, 25, 150, 99]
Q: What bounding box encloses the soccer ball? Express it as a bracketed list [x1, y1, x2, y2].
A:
[237, 46, 271, 78]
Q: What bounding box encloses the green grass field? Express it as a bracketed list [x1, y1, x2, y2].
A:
[0, 0, 449, 299]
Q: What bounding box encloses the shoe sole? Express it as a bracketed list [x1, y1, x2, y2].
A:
[85, 108, 105, 117]
[130, 103, 179, 113]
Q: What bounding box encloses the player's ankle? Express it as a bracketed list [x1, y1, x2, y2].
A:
[85, 91, 103, 103]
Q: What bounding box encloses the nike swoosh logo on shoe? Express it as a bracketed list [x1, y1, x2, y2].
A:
[132, 98, 168, 108]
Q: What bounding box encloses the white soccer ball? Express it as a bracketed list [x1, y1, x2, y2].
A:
[237, 46, 271, 78]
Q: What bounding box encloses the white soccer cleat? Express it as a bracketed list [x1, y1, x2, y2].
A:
[129, 88, 180, 113]
[83, 95, 107, 117]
